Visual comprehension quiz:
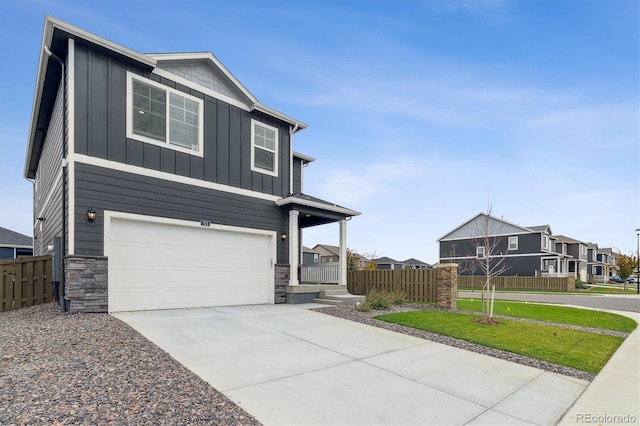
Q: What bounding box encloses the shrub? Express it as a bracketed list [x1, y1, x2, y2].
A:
[356, 299, 371, 312]
[361, 289, 407, 310]
[575, 279, 588, 289]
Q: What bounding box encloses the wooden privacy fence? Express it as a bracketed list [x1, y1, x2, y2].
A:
[1, 256, 53, 312]
[458, 275, 575, 292]
[347, 269, 438, 303]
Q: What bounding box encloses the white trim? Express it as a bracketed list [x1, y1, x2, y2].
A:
[275, 196, 361, 216]
[293, 151, 315, 163]
[71, 153, 281, 202]
[508, 236, 518, 251]
[104, 210, 276, 313]
[152, 68, 251, 112]
[126, 72, 204, 157]
[476, 246, 485, 259]
[253, 103, 308, 131]
[149, 52, 258, 105]
[35, 169, 63, 220]
[441, 252, 562, 261]
[439, 230, 533, 242]
[67, 38, 75, 255]
[288, 210, 299, 286]
[251, 119, 279, 177]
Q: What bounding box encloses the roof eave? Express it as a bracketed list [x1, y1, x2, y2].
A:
[24, 15, 157, 179]
[276, 196, 360, 217]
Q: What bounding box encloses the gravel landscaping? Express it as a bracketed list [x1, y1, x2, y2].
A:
[3, 300, 626, 424]
[313, 303, 623, 382]
[0, 303, 261, 426]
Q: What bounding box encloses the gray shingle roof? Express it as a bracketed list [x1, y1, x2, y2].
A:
[0, 227, 33, 247]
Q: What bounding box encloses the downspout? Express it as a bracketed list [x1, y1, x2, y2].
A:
[44, 45, 68, 313]
[288, 123, 299, 195]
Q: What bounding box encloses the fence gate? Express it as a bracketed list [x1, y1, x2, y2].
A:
[1, 255, 53, 312]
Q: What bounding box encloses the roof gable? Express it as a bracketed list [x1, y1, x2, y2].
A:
[438, 213, 534, 241]
[0, 227, 33, 247]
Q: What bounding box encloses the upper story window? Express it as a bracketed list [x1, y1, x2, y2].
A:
[508, 236, 518, 251]
[251, 119, 278, 177]
[542, 234, 550, 251]
[476, 246, 486, 259]
[127, 72, 204, 156]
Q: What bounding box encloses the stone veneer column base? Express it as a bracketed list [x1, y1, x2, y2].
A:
[64, 255, 108, 313]
[435, 263, 458, 310]
[274, 264, 289, 304]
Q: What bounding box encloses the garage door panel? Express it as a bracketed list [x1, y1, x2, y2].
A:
[108, 217, 274, 312]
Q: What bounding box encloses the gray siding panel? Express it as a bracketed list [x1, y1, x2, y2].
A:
[34, 81, 65, 255]
[73, 163, 289, 263]
[293, 159, 302, 194]
[73, 43, 293, 201]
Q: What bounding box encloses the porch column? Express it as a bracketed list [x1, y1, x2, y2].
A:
[339, 219, 347, 286]
[288, 210, 300, 286]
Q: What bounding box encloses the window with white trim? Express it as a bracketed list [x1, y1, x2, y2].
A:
[251, 119, 278, 176]
[127, 73, 203, 156]
[476, 246, 486, 259]
[508, 236, 518, 251]
[542, 234, 550, 251]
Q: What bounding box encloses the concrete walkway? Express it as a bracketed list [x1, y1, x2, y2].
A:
[558, 308, 640, 426]
[114, 305, 589, 425]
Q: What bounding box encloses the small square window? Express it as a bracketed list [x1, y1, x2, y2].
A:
[476, 246, 485, 259]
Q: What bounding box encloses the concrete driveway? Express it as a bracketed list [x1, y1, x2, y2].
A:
[113, 304, 587, 425]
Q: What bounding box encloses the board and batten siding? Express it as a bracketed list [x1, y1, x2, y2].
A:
[34, 81, 64, 255]
[72, 43, 291, 198]
[73, 163, 289, 263]
[292, 158, 303, 194]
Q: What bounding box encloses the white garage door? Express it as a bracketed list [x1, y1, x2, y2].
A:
[107, 216, 274, 312]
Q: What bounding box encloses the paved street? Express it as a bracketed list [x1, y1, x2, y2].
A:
[459, 291, 640, 313]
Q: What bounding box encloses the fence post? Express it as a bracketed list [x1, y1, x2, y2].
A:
[436, 263, 458, 310]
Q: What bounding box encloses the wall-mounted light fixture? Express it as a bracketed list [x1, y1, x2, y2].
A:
[280, 232, 287, 241]
[87, 208, 97, 223]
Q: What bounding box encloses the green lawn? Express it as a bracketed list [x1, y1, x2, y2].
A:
[375, 310, 625, 374]
[457, 299, 637, 333]
[582, 286, 638, 295]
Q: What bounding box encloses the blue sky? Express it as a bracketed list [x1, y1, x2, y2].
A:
[0, 0, 638, 263]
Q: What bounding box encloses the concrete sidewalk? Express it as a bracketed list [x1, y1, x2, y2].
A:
[114, 305, 589, 425]
[558, 309, 640, 426]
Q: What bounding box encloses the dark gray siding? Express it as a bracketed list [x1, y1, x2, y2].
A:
[456, 256, 542, 277]
[73, 43, 291, 198]
[73, 163, 289, 263]
[34, 81, 64, 255]
[293, 158, 302, 194]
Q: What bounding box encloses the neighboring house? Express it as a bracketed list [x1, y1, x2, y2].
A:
[0, 227, 34, 259]
[373, 256, 405, 270]
[302, 246, 320, 265]
[438, 213, 572, 277]
[313, 244, 341, 263]
[593, 247, 618, 282]
[25, 16, 359, 313]
[403, 258, 432, 269]
[554, 235, 588, 282]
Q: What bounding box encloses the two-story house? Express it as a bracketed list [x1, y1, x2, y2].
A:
[25, 16, 359, 313]
[438, 213, 571, 277]
[554, 235, 588, 282]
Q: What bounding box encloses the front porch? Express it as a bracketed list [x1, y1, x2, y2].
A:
[275, 192, 360, 304]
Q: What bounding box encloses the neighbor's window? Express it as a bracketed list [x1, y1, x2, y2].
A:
[127, 72, 203, 156]
[542, 234, 550, 251]
[251, 119, 278, 176]
[476, 246, 486, 259]
[508, 236, 518, 251]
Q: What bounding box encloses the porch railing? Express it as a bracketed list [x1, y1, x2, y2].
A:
[300, 263, 339, 284]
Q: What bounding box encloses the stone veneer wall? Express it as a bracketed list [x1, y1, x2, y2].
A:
[435, 263, 458, 310]
[274, 264, 289, 304]
[65, 255, 108, 313]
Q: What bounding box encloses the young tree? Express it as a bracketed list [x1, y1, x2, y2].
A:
[616, 253, 637, 290]
[466, 205, 510, 322]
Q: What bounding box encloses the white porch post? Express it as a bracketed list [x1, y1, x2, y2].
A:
[289, 210, 300, 286]
[339, 219, 347, 286]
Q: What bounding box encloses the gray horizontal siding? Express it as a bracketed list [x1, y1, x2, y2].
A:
[73, 163, 289, 263]
[34, 81, 64, 255]
[73, 43, 291, 198]
[293, 159, 302, 194]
